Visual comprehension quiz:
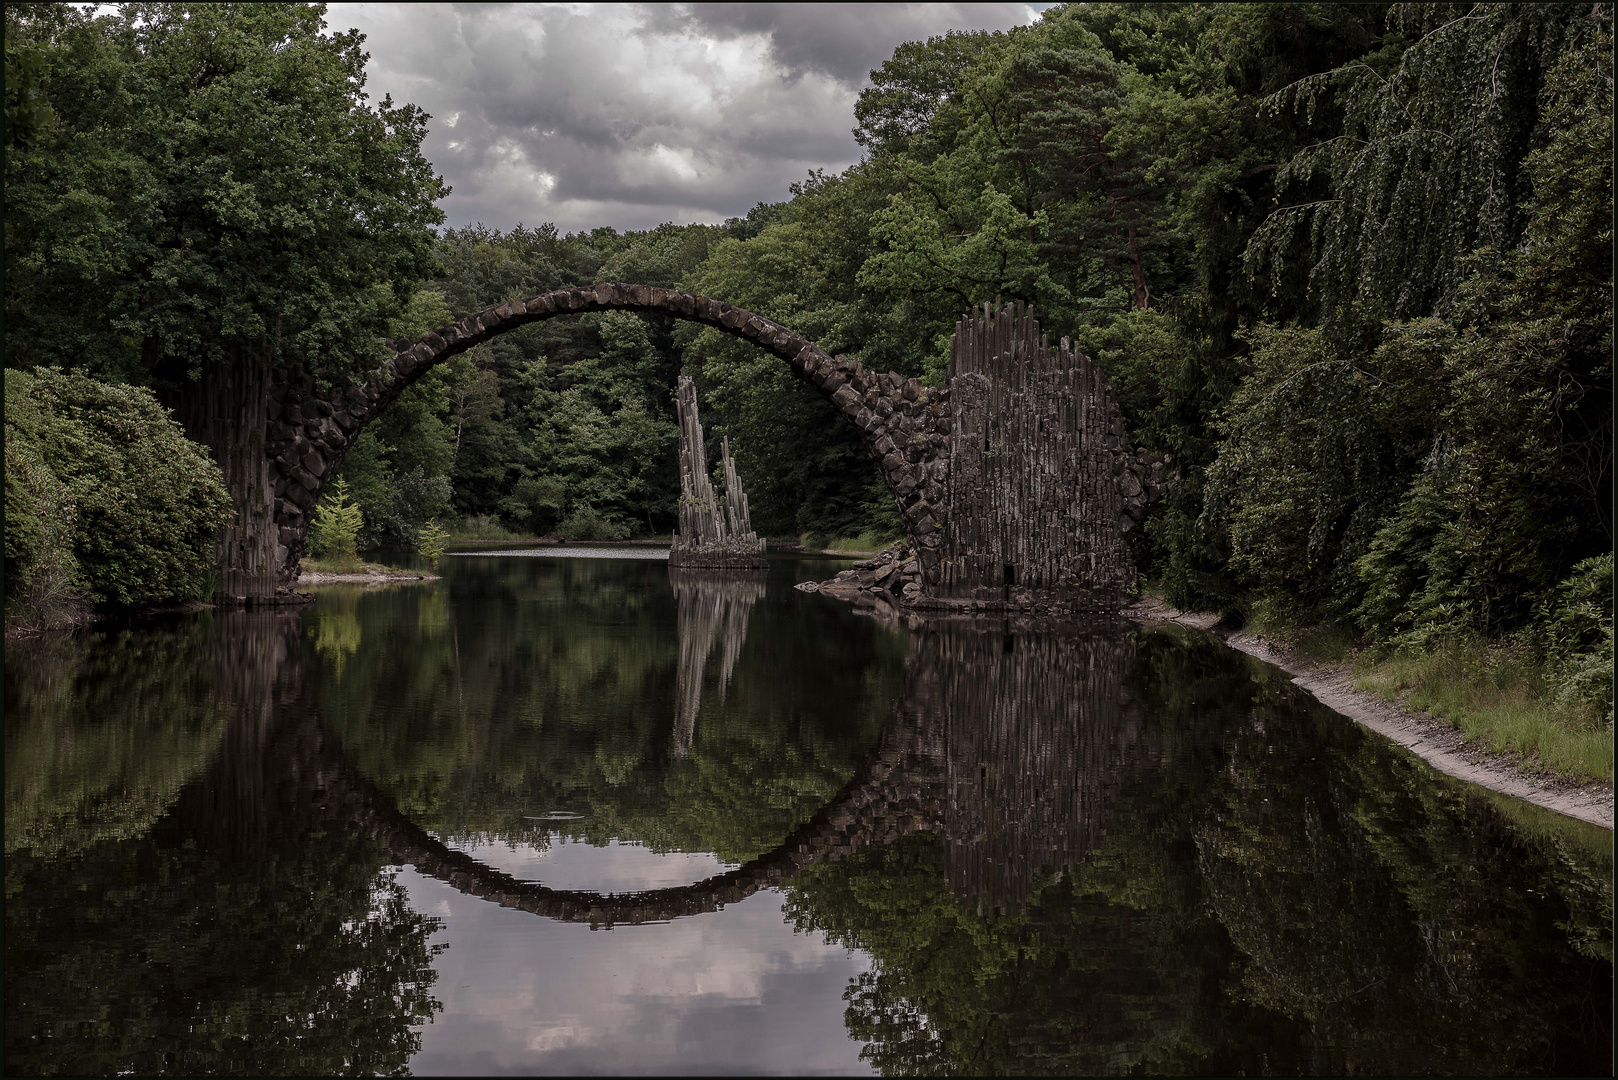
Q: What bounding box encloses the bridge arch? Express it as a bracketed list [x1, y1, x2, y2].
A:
[266, 284, 950, 587]
[332, 699, 947, 928]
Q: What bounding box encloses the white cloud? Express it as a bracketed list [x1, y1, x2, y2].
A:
[322, 2, 1042, 233]
[398, 863, 876, 1075]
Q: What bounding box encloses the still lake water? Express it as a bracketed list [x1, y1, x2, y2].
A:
[5, 548, 1612, 1076]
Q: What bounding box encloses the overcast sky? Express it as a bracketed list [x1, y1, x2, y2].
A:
[322, 3, 1045, 235]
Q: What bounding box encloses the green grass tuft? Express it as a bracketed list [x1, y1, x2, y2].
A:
[1351, 637, 1613, 783]
[800, 529, 903, 555]
[447, 514, 525, 542]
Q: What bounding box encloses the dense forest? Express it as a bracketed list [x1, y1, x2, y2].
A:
[4, 3, 1611, 723]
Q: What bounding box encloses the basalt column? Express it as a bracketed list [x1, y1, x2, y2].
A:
[670, 375, 768, 569]
[928, 301, 1164, 614]
[162, 349, 282, 604]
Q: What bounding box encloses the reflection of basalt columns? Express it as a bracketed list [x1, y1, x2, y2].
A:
[907, 617, 1144, 918]
[670, 375, 767, 568]
[669, 568, 767, 757]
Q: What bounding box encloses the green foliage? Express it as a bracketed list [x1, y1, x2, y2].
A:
[1353, 636, 1613, 781]
[1533, 553, 1615, 726]
[308, 477, 363, 561]
[679, 181, 905, 538]
[3, 34, 56, 151]
[3, 2, 448, 385]
[1207, 8, 1612, 639]
[10, 0, 1600, 672]
[4, 368, 232, 610]
[416, 519, 450, 567]
[1247, 4, 1595, 335]
[4, 408, 85, 630]
[556, 506, 632, 543]
[499, 475, 567, 536]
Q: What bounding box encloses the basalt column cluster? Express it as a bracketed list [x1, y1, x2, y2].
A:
[670, 375, 768, 569]
[930, 301, 1166, 614]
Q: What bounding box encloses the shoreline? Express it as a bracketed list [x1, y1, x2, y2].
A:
[1123, 596, 1613, 830]
[297, 569, 440, 585]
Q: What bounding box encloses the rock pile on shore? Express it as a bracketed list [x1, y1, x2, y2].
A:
[795, 542, 921, 604]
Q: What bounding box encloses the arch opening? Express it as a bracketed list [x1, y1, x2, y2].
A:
[266, 283, 948, 590]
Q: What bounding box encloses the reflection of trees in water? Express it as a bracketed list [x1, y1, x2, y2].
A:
[310, 562, 901, 863]
[5, 611, 442, 1076]
[9, 599, 1609, 1075]
[5, 614, 238, 859]
[669, 567, 767, 757]
[785, 621, 1613, 1076]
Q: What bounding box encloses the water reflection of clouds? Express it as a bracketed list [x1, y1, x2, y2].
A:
[442, 835, 739, 893]
[400, 866, 874, 1076]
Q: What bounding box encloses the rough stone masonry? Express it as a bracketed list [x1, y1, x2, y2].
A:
[263, 285, 1162, 610]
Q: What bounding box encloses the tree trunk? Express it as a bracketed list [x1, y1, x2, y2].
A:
[164, 348, 280, 603]
[1127, 221, 1150, 310]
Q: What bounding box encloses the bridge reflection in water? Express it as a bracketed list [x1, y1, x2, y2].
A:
[302, 607, 1149, 927]
[129, 606, 1144, 930]
[7, 589, 1610, 1076]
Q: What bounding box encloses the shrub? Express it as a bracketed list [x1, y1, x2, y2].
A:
[556, 506, 631, 542]
[4, 368, 232, 613]
[498, 475, 567, 536]
[308, 478, 364, 560]
[416, 519, 449, 568]
[1534, 552, 1614, 726]
[4, 427, 85, 630]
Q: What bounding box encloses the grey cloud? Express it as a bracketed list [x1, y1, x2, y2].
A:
[669, 2, 1036, 84]
[326, 3, 1039, 233]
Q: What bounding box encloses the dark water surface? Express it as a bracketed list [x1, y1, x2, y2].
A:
[5, 550, 1612, 1076]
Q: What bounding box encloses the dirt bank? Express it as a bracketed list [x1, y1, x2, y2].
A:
[1125, 597, 1614, 831]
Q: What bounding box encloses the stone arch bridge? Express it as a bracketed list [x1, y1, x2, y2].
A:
[252, 284, 1163, 611]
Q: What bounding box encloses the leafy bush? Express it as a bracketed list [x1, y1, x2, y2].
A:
[498, 475, 567, 536]
[4, 424, 85, 629]
[450, 515, 522, 542]
[556, 506, 632, 542]
[4, 368, 232, 613]
[416, 520, 449, 568]
[1534, 553, 1614, 726]
[308, 478, 364, 561]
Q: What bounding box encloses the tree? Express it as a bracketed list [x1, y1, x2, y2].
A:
[4, 2, 448, 599]
[1208, 6, 1613, 635]
[308, 477, 363, 562]
[415, 519, 449, 568]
